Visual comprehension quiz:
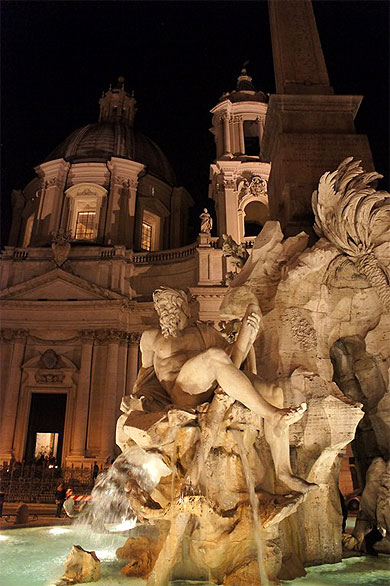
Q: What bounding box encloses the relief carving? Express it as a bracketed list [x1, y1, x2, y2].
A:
[281, 307, 317, 350]
[238, 175, 267, 201]
[51, 228, 72, 266]
[35, 372, 65, 384]
[38, 349, 65, 369]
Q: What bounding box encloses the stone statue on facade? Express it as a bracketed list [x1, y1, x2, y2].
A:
[199, 208, 212, 233]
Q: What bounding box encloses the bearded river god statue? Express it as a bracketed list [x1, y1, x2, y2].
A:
[114, 286, 316, 585]
[86, 158, 388, 585]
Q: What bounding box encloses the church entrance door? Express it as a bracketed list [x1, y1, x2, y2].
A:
[25, 393, 67, 465]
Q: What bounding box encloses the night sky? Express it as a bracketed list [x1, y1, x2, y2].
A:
[1, 0, 389, 246]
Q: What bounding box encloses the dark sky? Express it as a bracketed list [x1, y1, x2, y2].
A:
[1, 0, 389, 246]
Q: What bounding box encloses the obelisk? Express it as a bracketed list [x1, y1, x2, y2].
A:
[262, 0, 375, 238]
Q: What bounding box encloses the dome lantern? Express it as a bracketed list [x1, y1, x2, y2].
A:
[98, 76, 137, 126]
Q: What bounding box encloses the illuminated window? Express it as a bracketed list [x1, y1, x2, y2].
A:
[65, 183, 107, 242]
[141, 221, 152, 250]
[75, 211, 96, 240]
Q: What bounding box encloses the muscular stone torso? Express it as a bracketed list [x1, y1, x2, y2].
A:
[152, 323, 228, 406]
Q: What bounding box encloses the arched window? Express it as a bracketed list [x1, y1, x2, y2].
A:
[244, 201, 269, 237]
[65, 183, 106, 241]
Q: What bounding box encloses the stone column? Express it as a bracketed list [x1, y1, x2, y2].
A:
[0, 330, 28, 462]
[238, 116, 245, 154]
[223, 177, 240, 243]
[126, 333, 140, 394]
[257, 117, 264, 150]
[222, 114, 231, 156]
[216, 117, 224, 158]
[100, 331, 120, 459]
[116, 335, 128, 413]
[70, 331, 94, 458]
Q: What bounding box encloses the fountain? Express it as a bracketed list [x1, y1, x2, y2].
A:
[2, 159, 388, 585]
[65, 159, 387, 584]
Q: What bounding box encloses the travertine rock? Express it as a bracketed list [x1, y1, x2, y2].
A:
[56, 545, 100, 585]
[343, 457, 390, 553]
[117, 535, 165, 578]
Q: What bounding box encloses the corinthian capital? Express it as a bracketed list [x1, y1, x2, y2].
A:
[79, 330, 95, 342]
[129, 332, 141, 345]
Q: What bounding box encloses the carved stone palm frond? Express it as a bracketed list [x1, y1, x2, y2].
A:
[312, 157, 390, 310]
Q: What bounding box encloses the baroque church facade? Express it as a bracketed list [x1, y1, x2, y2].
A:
[0, 71, 271, 467]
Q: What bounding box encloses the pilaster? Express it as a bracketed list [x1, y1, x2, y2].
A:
[106, 158, 145, 247]
[0, 329, 28, 462]
[100, 330, 121, 459]
[126, 333, 141, 394]
[68, 331, 95, 460]
[32, 159, 70, 245]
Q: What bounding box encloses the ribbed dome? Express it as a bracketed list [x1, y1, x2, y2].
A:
[45, 122, 177, 185]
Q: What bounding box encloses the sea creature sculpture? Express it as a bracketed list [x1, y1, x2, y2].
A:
[312, 157, 390, 310]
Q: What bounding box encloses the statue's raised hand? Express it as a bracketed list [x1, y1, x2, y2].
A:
[246, 309, 261, 344]
[231, 303, 262, 368]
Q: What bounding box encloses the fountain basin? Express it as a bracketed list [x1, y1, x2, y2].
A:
[0, 526, 389, 586]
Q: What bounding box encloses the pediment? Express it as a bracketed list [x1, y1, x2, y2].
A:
[0, 268, 126, 301]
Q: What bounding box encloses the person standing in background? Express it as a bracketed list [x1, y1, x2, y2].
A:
[55, 483, 66, 517]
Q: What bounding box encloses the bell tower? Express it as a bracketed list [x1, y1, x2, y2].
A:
[208, 69, 271, 243]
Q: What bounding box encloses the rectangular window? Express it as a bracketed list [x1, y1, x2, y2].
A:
[141, 221, 152, 251]
[75, 211, 96, 240]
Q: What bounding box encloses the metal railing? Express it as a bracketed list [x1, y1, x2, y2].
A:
[0, 464, 95, 503]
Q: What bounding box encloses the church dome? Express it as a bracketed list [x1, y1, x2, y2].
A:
[45, 122, 177, 185]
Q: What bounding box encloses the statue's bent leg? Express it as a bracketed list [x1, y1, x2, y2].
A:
[176, 349, 306, 436]
[244, 373, 317, 495]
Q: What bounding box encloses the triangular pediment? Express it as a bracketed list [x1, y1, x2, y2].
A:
[0, 268, 126, 301]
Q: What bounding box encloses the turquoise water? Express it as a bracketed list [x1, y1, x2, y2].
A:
[0, 526, 135, 586]
[0, 526, 389, 586]
[281, 556, 390, 586]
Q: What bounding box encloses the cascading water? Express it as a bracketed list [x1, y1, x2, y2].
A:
[232, 428, 270, 586]
[85, 446, 171, 533]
